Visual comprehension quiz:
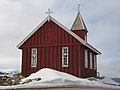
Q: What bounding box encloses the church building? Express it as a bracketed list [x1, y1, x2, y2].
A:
[17, 9, 101, 78]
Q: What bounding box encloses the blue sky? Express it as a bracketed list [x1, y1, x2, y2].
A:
[0, 0, 120, 77]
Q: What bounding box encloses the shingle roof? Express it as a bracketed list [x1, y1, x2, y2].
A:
[71, 12, 88, 31]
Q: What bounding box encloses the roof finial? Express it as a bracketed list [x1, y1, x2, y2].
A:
[46, 9, 53, 21]
[78, 4, 81, 13]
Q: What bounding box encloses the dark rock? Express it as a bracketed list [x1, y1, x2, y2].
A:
[6, 78, 13, 85]
[12, 80, 20, 85]
[0, 79, 5, 85]
[33, 78, 41, 81]
[0, 74, 25, 86]
[2, 76, 8, 81]
[22, 79, 32, 84]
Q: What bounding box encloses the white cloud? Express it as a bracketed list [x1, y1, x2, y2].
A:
[98, 59, 120, 77]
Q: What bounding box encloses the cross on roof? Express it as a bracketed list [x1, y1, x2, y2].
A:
[46, 9, 53, 21]
[78, 4, 81, 13]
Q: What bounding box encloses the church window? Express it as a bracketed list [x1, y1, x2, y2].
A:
[62, 47, 68, 67]
[94, 55, 97, 70]
[85, 49, 88, 68]
[90, 52, 93, 69]
[31, 48, 37, 67]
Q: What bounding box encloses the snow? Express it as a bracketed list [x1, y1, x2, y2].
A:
[0, 68, 120, 89]
[22, 68, 98, 86]
[21, 68, 119, 88]
[22, 68, 80, 82]
[100, 77, 119, 85]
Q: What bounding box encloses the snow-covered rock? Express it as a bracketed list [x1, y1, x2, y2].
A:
[100, 77, 119, 86]
[0, 68, 19, 77]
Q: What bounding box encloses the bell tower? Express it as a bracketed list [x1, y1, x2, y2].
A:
[71, 4, 88, 41]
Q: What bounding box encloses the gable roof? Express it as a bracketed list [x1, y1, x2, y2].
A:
[17, 16, 101, 55]
[71, 12, 87, 31]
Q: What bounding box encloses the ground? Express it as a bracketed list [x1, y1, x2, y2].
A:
[0, 68, 120, 90]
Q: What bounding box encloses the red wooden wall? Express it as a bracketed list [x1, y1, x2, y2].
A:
[20, 20, 97, 78]
[72, 30, 87, 40]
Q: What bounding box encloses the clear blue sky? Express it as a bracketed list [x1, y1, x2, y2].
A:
[0, 0, 120, 77]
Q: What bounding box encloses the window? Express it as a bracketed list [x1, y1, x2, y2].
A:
[31, 48, 37, 67]
[85, 49, 88, 68]
[90, 52, 93, 69]
[62, 47, 68, 67]
[85, 35, 87, 42]
[94, 55, 97, 70]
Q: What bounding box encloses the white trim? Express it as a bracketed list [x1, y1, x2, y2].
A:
[17, 16, 101, 55]
[86, 43, 101, 55]
[17, 17, 48, 48]
[62, 47, 68, 67]
[31, 48, 37, 67]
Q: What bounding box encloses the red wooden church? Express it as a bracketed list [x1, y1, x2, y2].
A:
[17, 9, 101, 78]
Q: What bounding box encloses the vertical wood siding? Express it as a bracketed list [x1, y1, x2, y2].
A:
[21, 20, 96, 78]
[80, 45, 97, 78]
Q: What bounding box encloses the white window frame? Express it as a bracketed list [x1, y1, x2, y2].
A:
[90, 52, 93, 69]
[62, 47, 68, 67]
[31, 48, 37, 67]
[94, 55, 97, 70]
[85, 49, 88, 68]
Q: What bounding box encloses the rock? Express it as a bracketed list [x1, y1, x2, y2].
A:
[0, 74, 25, 86]
[87, 77, 97, 81]
[22, 79, 32, 84]
[12, 80, 20, 85]
[3, 82, 8, 86]
[33, 78, 41, 81]
[13, 74, 25, 81]
[2, 76, 8, 81]
[6, 78, 13, 85]
[0, 79, 5, 86]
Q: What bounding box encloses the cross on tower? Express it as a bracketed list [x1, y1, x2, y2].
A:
[78, 4, 81, 13]
[46, 9, 53, 21]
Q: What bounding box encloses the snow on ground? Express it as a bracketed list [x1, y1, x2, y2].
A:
[22, 68, 83, 82]
[0, 68, 120, 89]
[100, 77, 119, 85]
[21, 68, 120, 88]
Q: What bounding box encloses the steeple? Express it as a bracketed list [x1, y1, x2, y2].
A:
[71, 4, 87, 31]
[71, 5, 88, 41]
[71, 12, 87, 31]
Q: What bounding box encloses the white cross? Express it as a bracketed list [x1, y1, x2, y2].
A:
[78, 4, 81, 13]
[46, 9, 53, 21]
